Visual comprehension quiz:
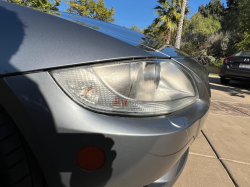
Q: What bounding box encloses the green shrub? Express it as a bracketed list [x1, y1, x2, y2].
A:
[207, 56, 215, 63]
[180, 41, 197, 55]
[189, 13, 221, 36]
[210, 58, 224, 69]
[234, 32, 250, 51]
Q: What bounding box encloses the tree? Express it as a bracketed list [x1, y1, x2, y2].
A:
[235, 32, 250, 51]
[226, 0, 239, 9]
[152, 0, 182, 44]
[189, 13, 221, 36]
[223, 0, 250, 33]
[129, 24, 143, 33]
[237, 0, 250, 33]
[180, 0, 250, 65]
[175, 0, 187, 49]
[144, 23, 166, 44]
[223, 0, 250, 51]
[66, 0, 115, 23]
[198, 0, 225, 22]
[6, 0, 61, 10]
[222, 0, 240, 31]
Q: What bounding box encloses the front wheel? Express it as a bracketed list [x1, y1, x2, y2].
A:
[0, 105, 47, 187]
[220, 77, 230, 84]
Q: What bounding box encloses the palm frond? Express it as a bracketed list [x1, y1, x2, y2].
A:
[154, 5, 163, 10]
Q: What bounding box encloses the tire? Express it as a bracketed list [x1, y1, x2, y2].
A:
[220, 77, 230, 84]
[0, 104, 47, 187]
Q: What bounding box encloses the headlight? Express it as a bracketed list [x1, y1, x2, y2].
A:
[51, 59, 198, 116]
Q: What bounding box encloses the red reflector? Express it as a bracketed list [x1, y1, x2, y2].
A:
[219, 70, 221, 74]
[76, 146, 106, 171]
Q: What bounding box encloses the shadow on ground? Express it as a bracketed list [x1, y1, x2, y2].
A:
[209, 76, 250, 98]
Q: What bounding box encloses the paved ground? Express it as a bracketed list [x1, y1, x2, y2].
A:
[174, 74, 250, 187]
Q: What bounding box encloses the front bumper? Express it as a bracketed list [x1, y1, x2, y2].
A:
[220, 64, 250, 81]
[146, 148, 189, 187]
[0, 71, 210, 187]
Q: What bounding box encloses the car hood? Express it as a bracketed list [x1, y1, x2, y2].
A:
[0, 2, 208, 92]
[46, 9, 210, 96]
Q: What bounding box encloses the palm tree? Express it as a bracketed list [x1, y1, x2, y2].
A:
[175, 0, 188, 49]
[144, 23, 166, 44]
[153, 0, 182, 45]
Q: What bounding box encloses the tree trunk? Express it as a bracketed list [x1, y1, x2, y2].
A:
[175, 0, 187, 49]
[165, 32, 171, 45]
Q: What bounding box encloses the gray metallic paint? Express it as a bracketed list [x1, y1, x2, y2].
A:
[147, 148, 189, 187]
[0, 2, 210, 186]
[0, 71, 209, 187]
[36, 8, 210, 94]
[37, 8, 210, 93]
[0, 1, 152, 76]
[0, 1, 209, 89]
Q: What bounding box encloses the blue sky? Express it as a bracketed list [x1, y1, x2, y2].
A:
[59, 0, 227, 29]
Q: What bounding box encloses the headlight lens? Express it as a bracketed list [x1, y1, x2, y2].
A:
[51, 59, 198, 116]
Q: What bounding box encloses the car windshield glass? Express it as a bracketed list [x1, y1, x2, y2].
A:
[234, 51, 250, 56]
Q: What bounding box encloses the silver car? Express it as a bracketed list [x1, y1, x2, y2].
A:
[0, 2, 210, 187]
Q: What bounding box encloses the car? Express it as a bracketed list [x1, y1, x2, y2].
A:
[219, 51, 250, 84]
[0, 1, 210, 187]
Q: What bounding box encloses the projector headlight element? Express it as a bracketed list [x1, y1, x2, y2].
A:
[51, 59, 198, 116]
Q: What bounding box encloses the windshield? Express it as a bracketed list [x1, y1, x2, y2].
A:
[234, 51, 250, 57]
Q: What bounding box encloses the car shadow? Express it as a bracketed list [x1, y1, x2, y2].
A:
[0, 4, 116, 187]
[209, 76, 250, 98]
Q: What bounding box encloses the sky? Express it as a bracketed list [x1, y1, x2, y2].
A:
[59, 0, 227, 29]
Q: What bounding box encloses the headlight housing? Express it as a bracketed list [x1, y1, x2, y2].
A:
[51, 59, 198, 116]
